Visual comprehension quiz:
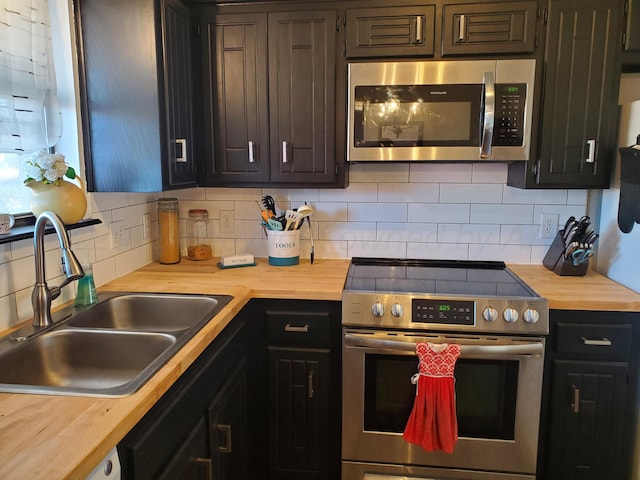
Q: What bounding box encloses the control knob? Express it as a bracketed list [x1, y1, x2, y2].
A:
[391, 303, 404, 318]
[371, 302, 385, 317]
[523, 308, 540, 324]
[482, 306, 499, 322]
[503, 307, 519, 323]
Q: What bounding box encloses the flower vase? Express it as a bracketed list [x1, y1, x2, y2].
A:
[26, 176, 87, 224]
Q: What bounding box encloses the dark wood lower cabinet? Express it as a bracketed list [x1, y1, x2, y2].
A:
[539, 310, 640, 480]
[117, 299, 340, 480]
[268, 348, 330, 479]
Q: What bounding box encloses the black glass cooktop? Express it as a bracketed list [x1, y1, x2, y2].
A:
[344, 257, 539, 298]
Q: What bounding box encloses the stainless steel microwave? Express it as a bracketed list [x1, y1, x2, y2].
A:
[347, 59, 536, 162]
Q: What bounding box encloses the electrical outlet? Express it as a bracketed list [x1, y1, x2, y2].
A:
[540, 213, 558, 239]
[110, 220, 124, 249]
[220, 210, 234, 233]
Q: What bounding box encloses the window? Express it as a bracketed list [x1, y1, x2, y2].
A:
[0, 0, 76, 216]
[0, 153, 32, 214]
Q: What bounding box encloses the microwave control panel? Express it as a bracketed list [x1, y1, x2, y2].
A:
[493, 83, 527, 146]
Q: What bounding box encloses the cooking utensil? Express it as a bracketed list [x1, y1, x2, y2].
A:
[284, 210, 303, 231]
[268, 218, 283, 231]
[262, 195, 277, 217]
[300, 203, 314, 264]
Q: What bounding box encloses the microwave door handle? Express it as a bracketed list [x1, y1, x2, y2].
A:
[480, 71, 495, 159]
[344, 333, 543, 357]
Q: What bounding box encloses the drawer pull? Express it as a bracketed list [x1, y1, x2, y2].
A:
[415, 16, 423, 43]
[580, 336, 612, 346]
[571, 385, 580, 413]
[284, 324, 309, 333]
[308, 370, 314, 399]
[216, 424, 232, 453]
[458, 15, 466, 42]
[194, 457, 212, 478]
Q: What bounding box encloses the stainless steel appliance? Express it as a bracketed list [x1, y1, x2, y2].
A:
[341, 258, 549, 480]
[347, 59, 536, 162]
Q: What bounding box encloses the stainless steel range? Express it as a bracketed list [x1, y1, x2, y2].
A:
[341, 258, 549, 480]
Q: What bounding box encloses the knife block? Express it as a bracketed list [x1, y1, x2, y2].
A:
[542, 230, 589, 276]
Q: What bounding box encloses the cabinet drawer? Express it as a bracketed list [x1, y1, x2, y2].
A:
[441, 1, 537, 56]
[346, 6, 436, 58]
[555, 322, 632, 357]
[266, 310, 330, 348]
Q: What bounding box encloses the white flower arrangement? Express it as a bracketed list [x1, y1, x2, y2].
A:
[24, 150, 76, 186]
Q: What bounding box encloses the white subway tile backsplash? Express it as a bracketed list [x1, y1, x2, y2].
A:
[408, 203, 470, 223]
[378, 182, 439, 203]
[472, 163, 508, 183]
[439, 183, 503, 204]
[438, 224, 501, 244]
[348, 202, 407, 222]
[410, 163, 473, 183]
[0, 163, 593, 330]
[349, 163, 410, 183]
[376, 223, 438, 243]
[320, 222, 377, 242]
[471, 204, 534, 224]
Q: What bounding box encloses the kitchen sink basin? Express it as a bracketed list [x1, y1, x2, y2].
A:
[0, 292, 233, 397]
[67, 293, 228, 333]
[0, 330, 176, 396]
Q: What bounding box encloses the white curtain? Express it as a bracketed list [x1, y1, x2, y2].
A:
[0, 0, 62, 153]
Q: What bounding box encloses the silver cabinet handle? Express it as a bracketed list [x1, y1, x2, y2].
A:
[216, 424, 232, 453]
[571, 385, 580, 413]
[458, 14, 466, 42]
[480, 71, 495, 159]
[284, 323, 309, 333]
[282, 141, 288, 163]
[194, 457, 212, 478]
[415, 16, 422, 43]
[308, 370, 314, 399]
[585, 139, 596, 163]
[176, 138, 187, 163]
[248, 140, 255, 163]
[580, 336, 612, 346]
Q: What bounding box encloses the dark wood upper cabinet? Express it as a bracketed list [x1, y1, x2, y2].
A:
[624, 0, 640, 52]
[508, 0, 624, 189]
[441, 1, 538, 56]
[200, 5, 344, 187]
[75, 0, 197, 192]
[345, 5, 436, 58]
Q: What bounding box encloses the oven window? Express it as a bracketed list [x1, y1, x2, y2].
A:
[364, 354, 518, 440]
[353, 84, 482, 147]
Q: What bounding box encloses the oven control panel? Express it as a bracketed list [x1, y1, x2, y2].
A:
[342, 292, 549, 335]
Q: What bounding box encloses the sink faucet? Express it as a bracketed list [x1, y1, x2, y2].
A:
[31, 211, 84, 327]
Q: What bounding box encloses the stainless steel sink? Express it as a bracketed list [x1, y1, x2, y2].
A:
[68, 293, 226, 333]
[0, 292, 233, 397]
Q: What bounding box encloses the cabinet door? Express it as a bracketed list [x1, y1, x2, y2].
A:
[207, 359, 249, 480]
[345, 6, 436, 58]
[624, 0, 640, 51]
[202, 12, 270, 184]
[268, 347, 330, 480]
[545, 359, 628, 480]
[441, 1, 538, 55]
[268, 11, 337, 184]
[157, 418, 211, 480]
[163, 0, 197, 188]
[536, 0, 621, 188]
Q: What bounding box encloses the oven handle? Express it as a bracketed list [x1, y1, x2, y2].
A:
[344, 333, 544, 357]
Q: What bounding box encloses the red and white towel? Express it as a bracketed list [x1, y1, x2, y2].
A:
[403, 342, 461, 454]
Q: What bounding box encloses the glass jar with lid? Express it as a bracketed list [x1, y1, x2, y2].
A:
[186, 209, 213, 261]
[158, 198, 180, 264]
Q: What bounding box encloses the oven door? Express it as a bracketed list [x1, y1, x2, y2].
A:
[342, 330, 544, 478]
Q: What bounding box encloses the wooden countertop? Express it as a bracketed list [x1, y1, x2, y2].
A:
[0, 258, 348, 480]
[0, 257, 638, 479]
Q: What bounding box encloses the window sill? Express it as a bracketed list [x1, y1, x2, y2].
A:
[0, 218, 102, 245]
